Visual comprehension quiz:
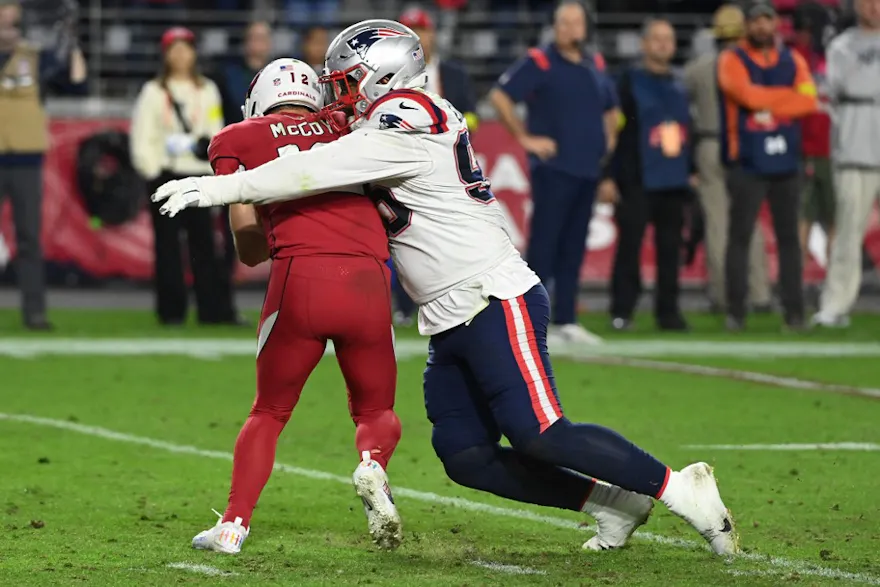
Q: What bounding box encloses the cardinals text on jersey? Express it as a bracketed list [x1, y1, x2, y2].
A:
[208, 112, 387, 261]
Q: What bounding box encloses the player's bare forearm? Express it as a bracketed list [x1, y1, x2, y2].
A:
[233, 230, 270, 267]
[229, 204, 269, 267]
[604, 108, 621, 153]
[489, 88, 527, 140]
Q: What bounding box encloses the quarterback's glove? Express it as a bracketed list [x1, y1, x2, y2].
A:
[151, 177, 209, 218]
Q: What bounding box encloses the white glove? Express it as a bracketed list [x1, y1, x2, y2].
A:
[165, 133, 195, 157]
[151, 177, 208, 217]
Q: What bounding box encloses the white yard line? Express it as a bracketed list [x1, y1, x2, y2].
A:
[685, 443, 880, 451]
[2, 412, 879, 586]
[3, 338, 880, 360]
[566, 355, 880, 400]
[166, 562, 236, 577]
[471, 560, 547, 575]
[3, 338, 880, 399]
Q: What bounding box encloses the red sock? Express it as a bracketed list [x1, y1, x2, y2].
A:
[353, 409, 401, 471]
[223, 413, 286, 527]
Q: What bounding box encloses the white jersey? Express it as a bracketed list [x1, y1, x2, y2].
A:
[196, 88, 539, 335]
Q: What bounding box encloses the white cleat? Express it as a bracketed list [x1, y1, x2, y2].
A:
[549, 323, 604, 346]
[582, 482, 653, 551]
[660, 463, 739, 556]
[192, 509, 249, 554]
[353, 451, 402, 550]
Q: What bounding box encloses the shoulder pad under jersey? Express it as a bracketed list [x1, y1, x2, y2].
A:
[362, 89, 452, 135]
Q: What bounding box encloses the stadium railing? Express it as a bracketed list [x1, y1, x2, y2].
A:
[28, 6, 712, 100]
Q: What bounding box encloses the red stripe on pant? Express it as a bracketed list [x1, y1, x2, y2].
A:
[501, 296, 560, 432]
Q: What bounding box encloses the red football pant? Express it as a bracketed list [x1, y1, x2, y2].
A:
[223, 255, 400, 527]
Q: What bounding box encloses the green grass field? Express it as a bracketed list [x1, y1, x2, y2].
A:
[1, 310, 879, 586]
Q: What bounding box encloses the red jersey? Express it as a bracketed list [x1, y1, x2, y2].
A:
[792, 43, 831, 159]
[208, 112, 388, 261]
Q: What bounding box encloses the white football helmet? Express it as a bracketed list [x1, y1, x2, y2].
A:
[242, 58, 323, 120]
[320, 19, 428, 127]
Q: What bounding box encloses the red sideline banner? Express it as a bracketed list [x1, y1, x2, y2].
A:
[2, 119, 878, 286]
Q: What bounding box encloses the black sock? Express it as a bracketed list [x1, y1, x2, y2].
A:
[522, 418, 670, 498]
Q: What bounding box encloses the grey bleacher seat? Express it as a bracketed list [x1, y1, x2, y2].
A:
[105, 25, 132, 56]
[201, 28, 230, 57]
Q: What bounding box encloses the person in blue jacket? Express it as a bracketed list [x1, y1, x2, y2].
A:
[607, 18, 694, 332]
[490, 0, 619, 345]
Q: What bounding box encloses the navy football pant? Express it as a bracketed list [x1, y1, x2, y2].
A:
[425, 284, 670, 510]
[527, 166, 597, 325]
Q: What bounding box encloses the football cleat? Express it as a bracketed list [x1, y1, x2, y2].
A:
[660, 463, 739, 555]
[352, 451, 403, 550]
[548, 323, 604, 346]
[810, 311, 850, 328]
[582, 482, 653, 551]
[192, 509, 249, 554]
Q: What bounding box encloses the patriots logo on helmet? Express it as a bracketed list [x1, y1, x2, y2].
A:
[346, 28, 408, 58]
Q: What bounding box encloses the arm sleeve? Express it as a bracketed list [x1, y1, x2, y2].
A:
[197, 128, 433, 206]
[825, 41, 847, 104]
[682, 59, 698, 99]
[39, 49, 87, 95]
[496, 55, 541, 102]
[605, 71, 635, 180]
[717, 50, 811, 113]
[194, 82, 226, 160]
[772, 52, 818, 118]
[602, 73, 620, 112]
[460, 66, 478, 115]
[205, 82, 226, 136]
[129, 83, 164, 181]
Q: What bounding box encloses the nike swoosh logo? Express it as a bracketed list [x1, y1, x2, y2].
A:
[399, 103, 418, 110]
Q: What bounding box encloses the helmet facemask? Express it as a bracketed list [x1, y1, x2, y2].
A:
[320, 65, 397, 131]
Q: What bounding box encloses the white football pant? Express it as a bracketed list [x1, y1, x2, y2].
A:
[820, 168, 880, 317]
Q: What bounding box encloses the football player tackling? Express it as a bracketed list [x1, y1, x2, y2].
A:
[191, 58, 402, 554]
[155, 23, 739, 556]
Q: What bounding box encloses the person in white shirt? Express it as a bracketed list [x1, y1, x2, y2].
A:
[130, 26, 239, 326]
[152, 19, 738, 556]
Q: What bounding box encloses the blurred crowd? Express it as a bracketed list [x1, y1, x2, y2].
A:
[2, 0, 879, 336]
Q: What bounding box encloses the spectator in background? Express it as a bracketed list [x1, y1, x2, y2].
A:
[0, 0, 87, 330]
[718, 0, 818, 331]
[214, 20, 273, 126]
[284, 0, 338, 27]
[399, 7, 479, 130]
[684, 4, 772, 315]
[130, 27, 239, 326]
[813, 0, 880, 328]
[490, 0, 617, 345]
[299, 25, 328, 73]
[791, 2, 836, 293]
[607, 18, 692, 332]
